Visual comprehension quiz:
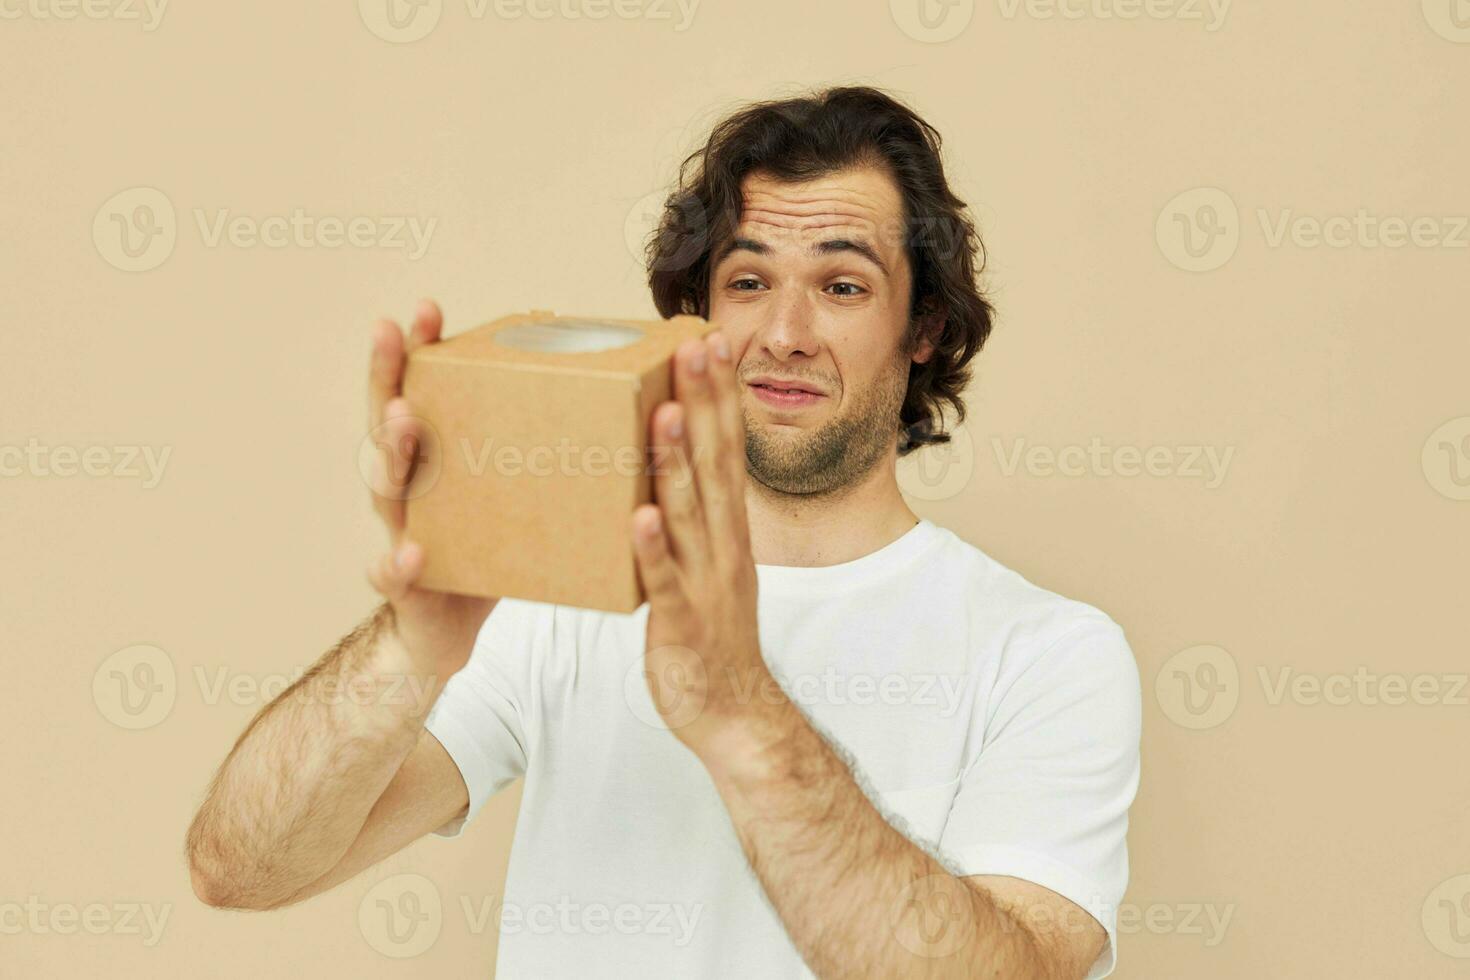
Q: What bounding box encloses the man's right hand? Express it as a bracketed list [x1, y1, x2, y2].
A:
[364, 299, 496, 678]
[185, 301, 489, 911]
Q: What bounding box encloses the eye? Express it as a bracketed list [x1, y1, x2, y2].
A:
[826, 281, 867, 297]
[729, 277, 766, 292]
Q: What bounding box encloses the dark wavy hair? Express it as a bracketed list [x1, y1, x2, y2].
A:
[644, 86, 994, 455]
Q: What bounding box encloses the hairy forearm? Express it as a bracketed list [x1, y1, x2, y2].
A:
[184, 604, 441, 910]
[702, 699, 1054, 980]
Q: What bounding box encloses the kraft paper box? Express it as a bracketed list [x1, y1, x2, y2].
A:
[402, 311, 716, 613]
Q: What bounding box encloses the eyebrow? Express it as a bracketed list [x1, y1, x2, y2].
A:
[715, 236, 890, 278]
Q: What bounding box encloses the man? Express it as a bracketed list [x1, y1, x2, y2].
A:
[186, 86, 1141, 980]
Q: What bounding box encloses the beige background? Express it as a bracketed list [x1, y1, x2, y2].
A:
[3, 1, 1468, 976]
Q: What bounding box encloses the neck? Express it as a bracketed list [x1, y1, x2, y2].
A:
[744, 451, 920, 568]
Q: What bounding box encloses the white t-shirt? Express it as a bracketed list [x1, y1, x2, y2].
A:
[424, 519, 1141, 979]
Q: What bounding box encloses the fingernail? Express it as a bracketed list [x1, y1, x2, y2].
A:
[668, 413, 684, 439]
[689, 346, 707, 374]
[712, 334, 730, 362]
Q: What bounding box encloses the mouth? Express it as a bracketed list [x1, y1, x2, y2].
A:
[745, 377, 827, 410]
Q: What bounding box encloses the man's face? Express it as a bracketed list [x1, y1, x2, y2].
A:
[706, 164, 932, 496]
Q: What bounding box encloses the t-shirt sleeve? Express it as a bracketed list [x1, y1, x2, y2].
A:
[422, 598, 554, 839]
[938, 614, 1142, 980]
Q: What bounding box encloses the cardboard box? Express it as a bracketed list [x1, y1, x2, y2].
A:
[402, 311, 716, 612]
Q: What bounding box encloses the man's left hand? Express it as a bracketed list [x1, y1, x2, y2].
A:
[632, 330, 773, 763]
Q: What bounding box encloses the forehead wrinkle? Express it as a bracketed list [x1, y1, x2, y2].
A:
[735, 210, 899, 270]
[743, 183, 885, 205]
[741, 208, 872, 232]
[741, 195, 883, 222]
[729, 176, 906, 273]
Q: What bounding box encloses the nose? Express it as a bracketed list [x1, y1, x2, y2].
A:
[756, 291, 820, 362]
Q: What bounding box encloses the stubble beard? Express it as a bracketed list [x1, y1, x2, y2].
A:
[741, 355, 910, 498]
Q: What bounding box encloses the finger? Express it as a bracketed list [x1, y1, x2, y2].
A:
[703, 331, 751, 534]
[708, 331, 748, 477]
[369, 397, 426, 534]
[674, 336, 742, 540]
[369, 318, 405, 433]
[650, 400, 708, 570]
[405, 298, 443, 354]
[631, 505, 688, 610]
[367, 540, 425, 605]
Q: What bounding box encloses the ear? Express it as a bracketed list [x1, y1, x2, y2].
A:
[910, 309, 944, 365]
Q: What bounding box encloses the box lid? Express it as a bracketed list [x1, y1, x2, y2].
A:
[413, 312, 715, 380]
